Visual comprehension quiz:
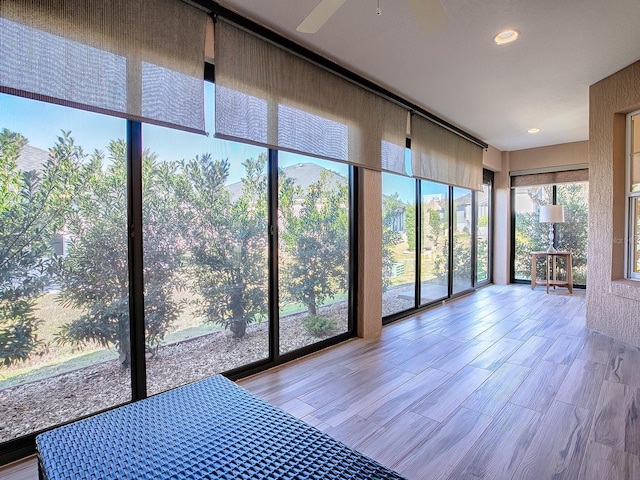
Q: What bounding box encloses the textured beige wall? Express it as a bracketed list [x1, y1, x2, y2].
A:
[357, 168, 383, 338]
[483, 145, 503, 172]
[509, 141, 588, 172]
[587, 60, 640, 347]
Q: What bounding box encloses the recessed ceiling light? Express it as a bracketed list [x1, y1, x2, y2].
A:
[494, 29, 519, 45]
[528, 127, 541, 133]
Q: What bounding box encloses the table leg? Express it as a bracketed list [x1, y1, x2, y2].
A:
[531, 255, 537, 290]
[546, 255, 550, 294]
[567, 254, 573, 293]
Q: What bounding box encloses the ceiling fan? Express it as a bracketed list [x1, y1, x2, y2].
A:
[296, 0, 449, 35]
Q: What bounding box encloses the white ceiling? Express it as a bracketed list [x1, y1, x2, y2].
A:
[215, 0, 640, 153]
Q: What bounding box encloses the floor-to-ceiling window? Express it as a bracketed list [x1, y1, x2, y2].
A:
[142, 84, 270, 395]
[556, 182, 589, 285]
[278, 153, 351, 354]
[475, 173, 492, 286]
[0, 93, 131, 443]
[513, 186, 553, 282]
[382, 174, 416, 317]
[452, 187, 473, 294]
[628, 111, 640, 279]
[0, 85, 356, 453]
[512, 179, 588, 286]
[382, 170, 493, 321]
[420, 180, 449, 304]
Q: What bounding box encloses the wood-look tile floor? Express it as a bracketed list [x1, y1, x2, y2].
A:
[3, 285, 639, 480]
[239, 285, 640, 480]
[0, 456, 37, 480]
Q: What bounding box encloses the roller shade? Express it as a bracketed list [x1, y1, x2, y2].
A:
[410, 113, 484, 191]
[0, 0, 207, 134]
[214, 19, 408, 171]
[511, 168, 589, 187]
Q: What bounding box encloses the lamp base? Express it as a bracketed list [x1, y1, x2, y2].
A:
[546, 223, 556, 253]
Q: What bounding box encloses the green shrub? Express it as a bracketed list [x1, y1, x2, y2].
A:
[302, 315, 337, 337]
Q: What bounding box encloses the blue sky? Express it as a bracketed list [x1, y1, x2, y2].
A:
[0, 84, 262, 184]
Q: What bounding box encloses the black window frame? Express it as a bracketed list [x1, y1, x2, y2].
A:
[0, 77, 358, 465]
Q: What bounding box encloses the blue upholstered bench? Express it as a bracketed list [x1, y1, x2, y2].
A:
[36, 374, 406, 479]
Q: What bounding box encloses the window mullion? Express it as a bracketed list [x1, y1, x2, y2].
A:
[126, 120, 147, 401]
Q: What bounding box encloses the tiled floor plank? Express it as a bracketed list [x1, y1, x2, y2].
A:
[469, 337, 524, 371]
[462, 362, 531, 416]
[510, 360, 569, 413]
[591, 380, 640, 456]
[359, 367, 451, 426]
[507, 335, 555, 368]
[515, 401, 591, 480]
[394, 407, 493, 480]
[410, 365, 492, 422]
[607, 341, 640, 388]
[431, 338, 495, 373]
[578, 441, 640, 480]
[356, 411, 439, 468]
[448, 404, 542, 480]
[543, 333, 585, 365]
[555, 358, 607, 410]
[576, 330, 614, 365]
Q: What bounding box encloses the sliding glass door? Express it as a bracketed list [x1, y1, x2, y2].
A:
[556, 182, 589, 285]
[142, 85, 270, 395]
[278, 153, 351, 354]
[452, 187, 473, 294]
[0, 86, 357, 449]
[420, 181, 449, 304]
[382, 170, 493, 321]
[382, 175, 417, 316]
[476, 178, 492, 286]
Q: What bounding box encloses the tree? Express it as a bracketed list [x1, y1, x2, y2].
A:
[428, 206, 449, 283]
[0, 130, 81, 366]
[181, 154, 268, 338]
[56, 141, 185, 366]
[452, 233, 472, 287]
[405, 204, 416, 251]
[382, 194, 403, 291]
[514, 186, 552, 280]
[556, 183, 588, 284]
[280, 170, 348, 316]
[426, 208, 443, 249]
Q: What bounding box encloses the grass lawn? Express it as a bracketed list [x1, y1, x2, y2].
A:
[388, 240, 446, 287]
[1, 283, 350, 388]
[0, 288, 218, 388]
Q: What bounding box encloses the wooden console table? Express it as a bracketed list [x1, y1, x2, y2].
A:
[531, 251, 573, 294]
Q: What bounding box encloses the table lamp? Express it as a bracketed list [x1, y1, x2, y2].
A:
[539, 204, 565, 253]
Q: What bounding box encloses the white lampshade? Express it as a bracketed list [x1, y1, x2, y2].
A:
[539, 204, 565, 223]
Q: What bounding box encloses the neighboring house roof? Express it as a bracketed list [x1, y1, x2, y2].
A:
[227, 162, 347, 202]
[455, 192, 473, 206]
[17, 144, 49, 172]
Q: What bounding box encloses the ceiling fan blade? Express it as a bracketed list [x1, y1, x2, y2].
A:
[406, 0, 449, 36]
[296, 0, 347, 34]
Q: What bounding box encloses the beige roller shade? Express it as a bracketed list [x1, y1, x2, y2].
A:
[1, 0, 207, 134]
[214, 19, 408, 172]
[410, 113, 484, 191]
[511, 169, 589, 187]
